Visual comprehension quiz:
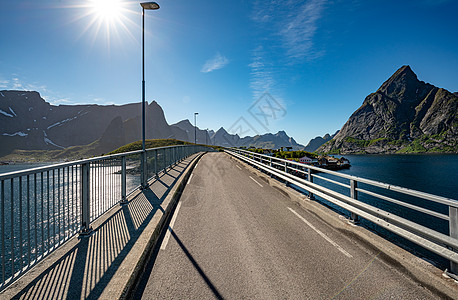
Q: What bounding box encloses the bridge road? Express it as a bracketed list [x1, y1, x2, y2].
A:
[135, 152, 438, 299]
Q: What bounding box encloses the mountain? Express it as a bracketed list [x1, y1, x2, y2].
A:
[318, 66, 458, 154]
[210, 128, 304, 150]
[0, 91, 188, 157]
[171, 119, 211, 145]
[1, 90, 306, 159]
[304, 131, 339, 152]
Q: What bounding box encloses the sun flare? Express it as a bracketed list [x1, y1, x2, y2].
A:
[89, 0, 123, 23]
[69, 0, 137, 49]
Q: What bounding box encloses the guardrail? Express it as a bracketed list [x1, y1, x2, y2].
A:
[0, 144, 209, 291]
[225, 148, 458, 276]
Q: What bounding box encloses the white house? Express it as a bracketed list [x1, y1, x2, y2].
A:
[299, 156, 313, 164]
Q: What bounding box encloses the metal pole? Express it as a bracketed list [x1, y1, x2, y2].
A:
[142, 7, 146, 154]
[141, 7, 147, 189]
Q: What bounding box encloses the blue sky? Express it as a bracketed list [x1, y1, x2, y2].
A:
[1, 0, 458, 145]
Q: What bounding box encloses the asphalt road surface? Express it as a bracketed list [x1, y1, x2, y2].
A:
[135, 152, 439, 299]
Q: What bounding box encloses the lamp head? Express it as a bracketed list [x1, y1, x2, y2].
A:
[140, 2, 160, 10]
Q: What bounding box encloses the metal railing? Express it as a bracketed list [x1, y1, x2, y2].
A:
[225, 148, 458, 275]
[0, 144, 209, 291]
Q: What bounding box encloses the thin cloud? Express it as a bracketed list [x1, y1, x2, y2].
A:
[201, 52, 229, 73]
[249, 46, 275, 101]
[248, 0, 327, 101]
[280, 0, 326, 60]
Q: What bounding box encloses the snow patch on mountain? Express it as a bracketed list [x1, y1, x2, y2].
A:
[9, 107, 17, 117]
[47, 115, 78, 129]
[42, 130, 65, 149]
[3, 132, 28, 137]
[0, 109, 14, 117]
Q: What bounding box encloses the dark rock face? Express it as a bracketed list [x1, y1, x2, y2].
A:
[304, 131, 339, 152]
[0, 91, 186, 156]
[318, 66, 458, 154]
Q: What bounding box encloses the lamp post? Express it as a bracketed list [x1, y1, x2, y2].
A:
[194, 112, 198, 144]
[140, 2, 159, 188]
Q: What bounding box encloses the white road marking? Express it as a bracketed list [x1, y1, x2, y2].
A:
[288, 207, 353, 258]
[236, 165, 242, 170]
[249, 176, 263, 187]
[161, 202, 182, 250]
[187, 174, 193, 185]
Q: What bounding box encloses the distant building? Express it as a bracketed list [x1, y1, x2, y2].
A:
[299, 156, 318, 164]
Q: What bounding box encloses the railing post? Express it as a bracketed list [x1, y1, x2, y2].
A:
[450, 206, 458, 275]
[80, 163, 92, 235]
[307, 168, 315, 200]
[350, 180, 359, 224]
[120, 156, 127, 204]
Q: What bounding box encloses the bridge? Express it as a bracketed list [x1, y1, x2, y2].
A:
[0, 146, 457, 299]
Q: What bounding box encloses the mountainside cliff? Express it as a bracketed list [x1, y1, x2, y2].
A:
[318, 66, 458, 154]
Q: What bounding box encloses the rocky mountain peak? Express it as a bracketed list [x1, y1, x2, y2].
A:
[216, 127, 228, 134]
[276, 130, 288, 137]
[317, 66, 458, 154]
[175, 119, 193, 127]
[377, 65, 425, 102]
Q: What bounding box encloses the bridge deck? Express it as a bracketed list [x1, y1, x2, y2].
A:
[135, 152, 451, 299]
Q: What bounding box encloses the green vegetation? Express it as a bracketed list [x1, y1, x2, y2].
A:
[246, 148, 318, 161]
[108, 138, 223, 155]
[343, 137, 371, 148]
[107, 139, 190, 154]
[397, 140, 427, 153]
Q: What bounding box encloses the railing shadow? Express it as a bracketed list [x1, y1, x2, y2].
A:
[11, 158, 190, 300]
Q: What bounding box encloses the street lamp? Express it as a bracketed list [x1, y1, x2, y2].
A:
[140, 2, 159, 188]
[194, 112, 198, 144]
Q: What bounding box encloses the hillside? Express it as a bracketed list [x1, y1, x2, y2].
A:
[318, 66, 458, 154]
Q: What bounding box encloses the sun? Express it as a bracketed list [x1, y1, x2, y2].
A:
[89, 0, 124, 23]
[68, 0, 137, 49]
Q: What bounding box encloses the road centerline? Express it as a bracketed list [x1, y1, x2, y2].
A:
[288, 207, 353, 258]
[249, 176, 263, 187]
[160, 202, 182, 250]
